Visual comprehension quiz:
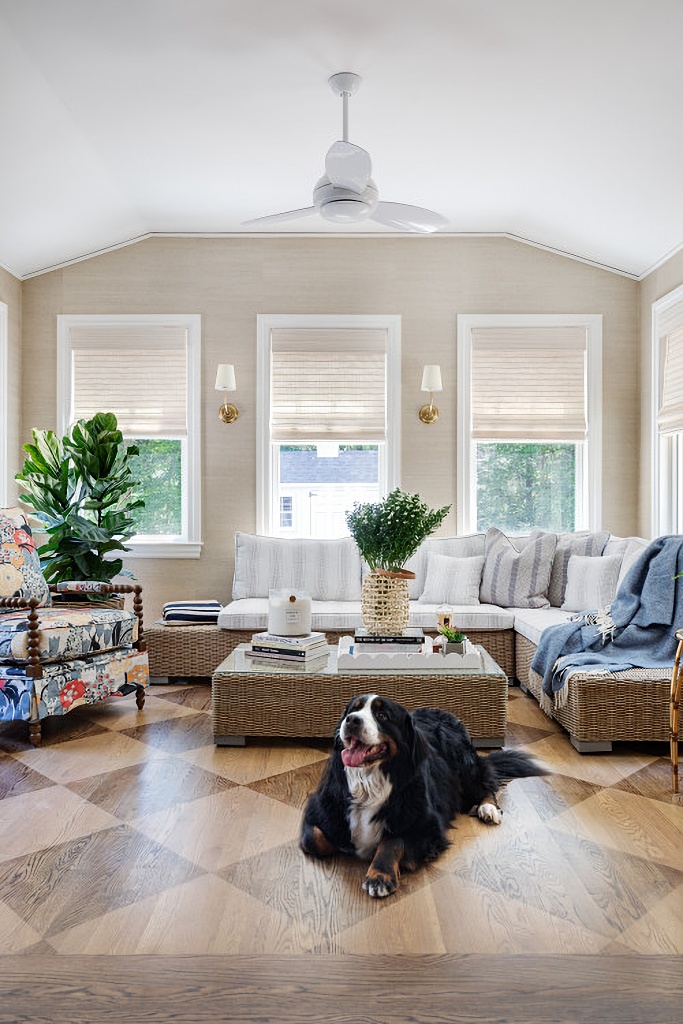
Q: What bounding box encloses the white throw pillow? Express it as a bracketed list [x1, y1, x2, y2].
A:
[544, 530, 611, 607]
[561, 554, 622, 612]
[232, 532, 362, 601]
[418, 553, 484, 605]
[479, 528, 557, 609]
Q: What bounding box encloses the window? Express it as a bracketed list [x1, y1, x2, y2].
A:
[57, 314, 201, 557]
[653, 285, 683, 534]
[457, 314, 602, 534]
[0, 302, 7, 506]
[257, 315, 401, 537]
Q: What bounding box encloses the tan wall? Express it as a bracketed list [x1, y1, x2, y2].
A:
[20, 236, 639, 620]
[638, 248, 683, 536]
[0, 264, 22, 503]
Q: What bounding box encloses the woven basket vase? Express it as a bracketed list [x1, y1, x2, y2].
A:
[360, 571, 411, 635]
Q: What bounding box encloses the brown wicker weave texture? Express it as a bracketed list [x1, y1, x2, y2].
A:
[515, 633, 678, 745]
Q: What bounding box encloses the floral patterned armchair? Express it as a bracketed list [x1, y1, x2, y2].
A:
[0, 507, 148, 745]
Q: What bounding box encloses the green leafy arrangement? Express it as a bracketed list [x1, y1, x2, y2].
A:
[16, 412, 144, 584]
[438, 625, 467, 643]
[345, 488, 451, 573]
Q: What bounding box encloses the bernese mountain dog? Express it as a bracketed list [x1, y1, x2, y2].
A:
[300, 693, 547, 898]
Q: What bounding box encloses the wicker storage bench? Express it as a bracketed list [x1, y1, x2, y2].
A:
[515, 633, 678, 751]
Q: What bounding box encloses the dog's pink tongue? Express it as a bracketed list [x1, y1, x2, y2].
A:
[341, 743, 370, 768]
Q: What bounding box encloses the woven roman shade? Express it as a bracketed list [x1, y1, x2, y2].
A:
[70, 325, 188, 436]
[658, 326, 683, 435]
[471, 326, 587, 440]
[270, 328, 387, 441]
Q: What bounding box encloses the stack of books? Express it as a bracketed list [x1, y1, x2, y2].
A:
[352, 627, 426, 653]
[245, 630, 328, 665]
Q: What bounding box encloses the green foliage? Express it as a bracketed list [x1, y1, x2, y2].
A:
[476, 442, 576, 533]
[345, 489, 451, 572]
[127, 438, 182, 535]
[438, 625, 466, 643]
[16, 412, 144, 584]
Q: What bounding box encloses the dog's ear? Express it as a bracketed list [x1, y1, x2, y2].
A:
[408, 718, 429, 768]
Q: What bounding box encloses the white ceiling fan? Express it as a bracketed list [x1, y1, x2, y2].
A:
[243, 72, 448, 233]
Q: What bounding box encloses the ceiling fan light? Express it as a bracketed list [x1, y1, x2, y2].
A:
[320, 199, 372, 223]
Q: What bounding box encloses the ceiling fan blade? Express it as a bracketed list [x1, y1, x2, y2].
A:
[242, 207, 318, 227]
[369, 202, 448, 233]
[325, 141, 372, 194]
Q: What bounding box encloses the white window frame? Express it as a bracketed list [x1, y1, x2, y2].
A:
[256, 313, 401, 536]
[0, 302, 7, 506]
[456, 313, 602, 534]
[57, 313, 202, 558]
[652, 284, 683, 534]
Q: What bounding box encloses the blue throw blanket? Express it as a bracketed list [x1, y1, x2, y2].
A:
[531, 535, 683, 708]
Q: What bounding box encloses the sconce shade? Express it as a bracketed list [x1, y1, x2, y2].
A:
[215, 364, 236, 391]
[421, 364, 442, 393]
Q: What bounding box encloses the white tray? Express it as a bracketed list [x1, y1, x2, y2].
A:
[336, 638, 483, 673]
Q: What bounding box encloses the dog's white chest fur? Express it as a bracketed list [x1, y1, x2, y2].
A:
[345, 765, 392, 860]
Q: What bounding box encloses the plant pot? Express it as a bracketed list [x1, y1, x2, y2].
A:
[361, 572, 410, 635]
[443, 641, 467, 655]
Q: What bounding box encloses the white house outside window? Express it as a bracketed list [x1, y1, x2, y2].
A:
[57, 314, 201, 558]
[257, 314, 401, 537]
[457, 314, 602, 534]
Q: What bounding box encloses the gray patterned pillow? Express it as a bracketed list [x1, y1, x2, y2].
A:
[544, 530, 610, 607]
[480, 528, 557, 609]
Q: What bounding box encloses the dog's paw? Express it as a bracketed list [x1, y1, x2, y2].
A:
[477, 801, 502, 825]
[362, 870, 398, 898]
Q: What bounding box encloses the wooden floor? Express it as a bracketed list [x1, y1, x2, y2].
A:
[1, 682, 681, 1022]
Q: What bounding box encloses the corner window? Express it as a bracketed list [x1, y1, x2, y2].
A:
[257, 315, 401, 537]
[457, 314, 602, 534]
[0, 302, 7, 506]
[57, 314, 202, 557]
[653, 286, 683, 534]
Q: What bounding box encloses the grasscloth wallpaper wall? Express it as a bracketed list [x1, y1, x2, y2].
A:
[15, 235, 643, 621]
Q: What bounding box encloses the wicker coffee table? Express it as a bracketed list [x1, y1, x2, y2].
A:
[212, 644, 508, 748]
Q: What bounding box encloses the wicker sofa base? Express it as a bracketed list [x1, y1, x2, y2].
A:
[147, 622, 515, 680]
[515, 633, 678, 751]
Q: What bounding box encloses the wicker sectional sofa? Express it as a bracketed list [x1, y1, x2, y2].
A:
[147, 527, 680, 751]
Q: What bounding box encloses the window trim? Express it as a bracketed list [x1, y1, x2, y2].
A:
[652, 284, 683, 534]
[0, 302, 7, 506]
[56, 313, 202, 558]
[456, 313, 602, 534]
[256, 313, 401, 536]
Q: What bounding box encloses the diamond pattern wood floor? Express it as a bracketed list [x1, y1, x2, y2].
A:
[1, 683, 681, 1023]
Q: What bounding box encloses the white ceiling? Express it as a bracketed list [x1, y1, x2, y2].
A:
[1, 0, 682, 280]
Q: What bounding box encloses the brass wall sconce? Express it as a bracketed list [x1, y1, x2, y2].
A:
[215, 364, 238, 423]
[419, 364, 442, 424]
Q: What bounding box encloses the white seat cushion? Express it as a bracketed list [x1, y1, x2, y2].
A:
[511, 607, 574, 646]
[219, 599, 364, 632]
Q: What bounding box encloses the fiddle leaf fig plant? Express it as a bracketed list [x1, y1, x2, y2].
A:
[345, 488, 451, 573]
[16, 412, 144, 584]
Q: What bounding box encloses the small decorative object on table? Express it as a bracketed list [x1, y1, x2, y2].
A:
[346, 489, 450, 635]
[267, 589, 312, 636]
[438, 622, 468, 655]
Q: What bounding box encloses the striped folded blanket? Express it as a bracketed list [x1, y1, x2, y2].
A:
[162, 600, 222, 624]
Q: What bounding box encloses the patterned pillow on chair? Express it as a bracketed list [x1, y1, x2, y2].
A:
[0, 508, 51, 609]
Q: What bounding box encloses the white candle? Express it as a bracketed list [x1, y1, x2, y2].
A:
[267, 590, 312, 636]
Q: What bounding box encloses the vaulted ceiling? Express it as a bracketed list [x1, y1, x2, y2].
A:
[1, 0, 682, 279]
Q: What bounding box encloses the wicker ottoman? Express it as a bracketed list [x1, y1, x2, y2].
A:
[212, 643, 508, 748]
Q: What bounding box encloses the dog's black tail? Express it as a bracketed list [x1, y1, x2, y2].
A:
[486, 749, 549, 783]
